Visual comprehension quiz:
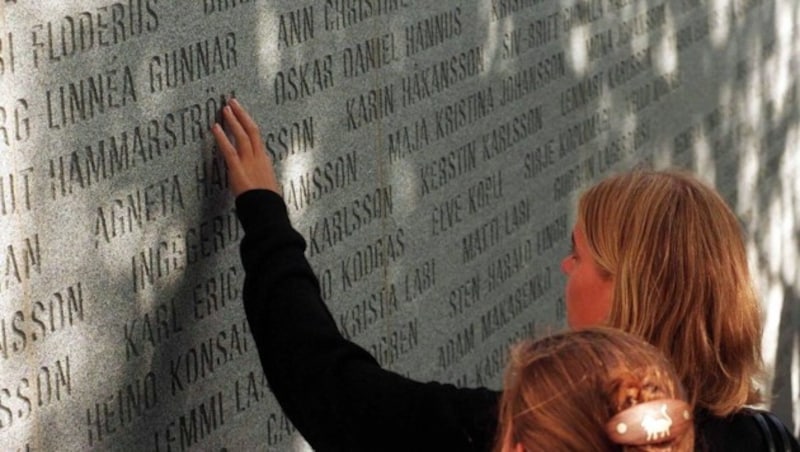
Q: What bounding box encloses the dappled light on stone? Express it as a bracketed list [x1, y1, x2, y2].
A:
[1, 0, 799, 448]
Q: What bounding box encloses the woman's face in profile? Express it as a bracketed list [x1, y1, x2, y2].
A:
[561, 225, 613, 328]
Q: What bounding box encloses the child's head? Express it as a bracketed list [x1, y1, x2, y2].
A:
[495, 327, 694, 451]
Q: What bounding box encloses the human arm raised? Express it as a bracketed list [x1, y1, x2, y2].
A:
[211, 99, 500, 452]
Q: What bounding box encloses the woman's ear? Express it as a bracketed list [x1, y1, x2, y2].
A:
[515, 443, 525, 452]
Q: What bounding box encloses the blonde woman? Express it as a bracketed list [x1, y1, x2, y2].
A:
[212, 99, 797, 451]
[495, 327, 694, 452]
[562, 170, 774, 450]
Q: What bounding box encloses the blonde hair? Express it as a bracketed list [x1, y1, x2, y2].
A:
[494, 327, 694, 452]
[578, 169, 762, 416]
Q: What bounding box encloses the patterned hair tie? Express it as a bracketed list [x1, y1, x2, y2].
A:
[605, 399, 693, 445]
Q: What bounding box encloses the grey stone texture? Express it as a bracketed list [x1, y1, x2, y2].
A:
[0, 0, 797, 450]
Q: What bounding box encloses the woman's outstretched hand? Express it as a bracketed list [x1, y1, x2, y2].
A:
[211, 98, 280, 197]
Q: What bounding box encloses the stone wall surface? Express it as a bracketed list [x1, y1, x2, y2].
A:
[0, 0, 798, 450]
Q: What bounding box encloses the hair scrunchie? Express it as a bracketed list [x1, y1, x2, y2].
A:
[605, 399, 693, 446]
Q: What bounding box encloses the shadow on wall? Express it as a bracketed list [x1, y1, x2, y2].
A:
[1, 0, 799, 449]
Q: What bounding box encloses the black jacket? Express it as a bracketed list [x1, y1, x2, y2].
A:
[236, 189, 798, 452]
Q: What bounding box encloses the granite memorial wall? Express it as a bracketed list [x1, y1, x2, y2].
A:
[1, 0, 798, 450]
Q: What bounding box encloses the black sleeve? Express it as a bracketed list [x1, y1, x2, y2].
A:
[697, 408, 800, 452]
[758, 411, 800, 452]
[235, 190, 500, 452]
